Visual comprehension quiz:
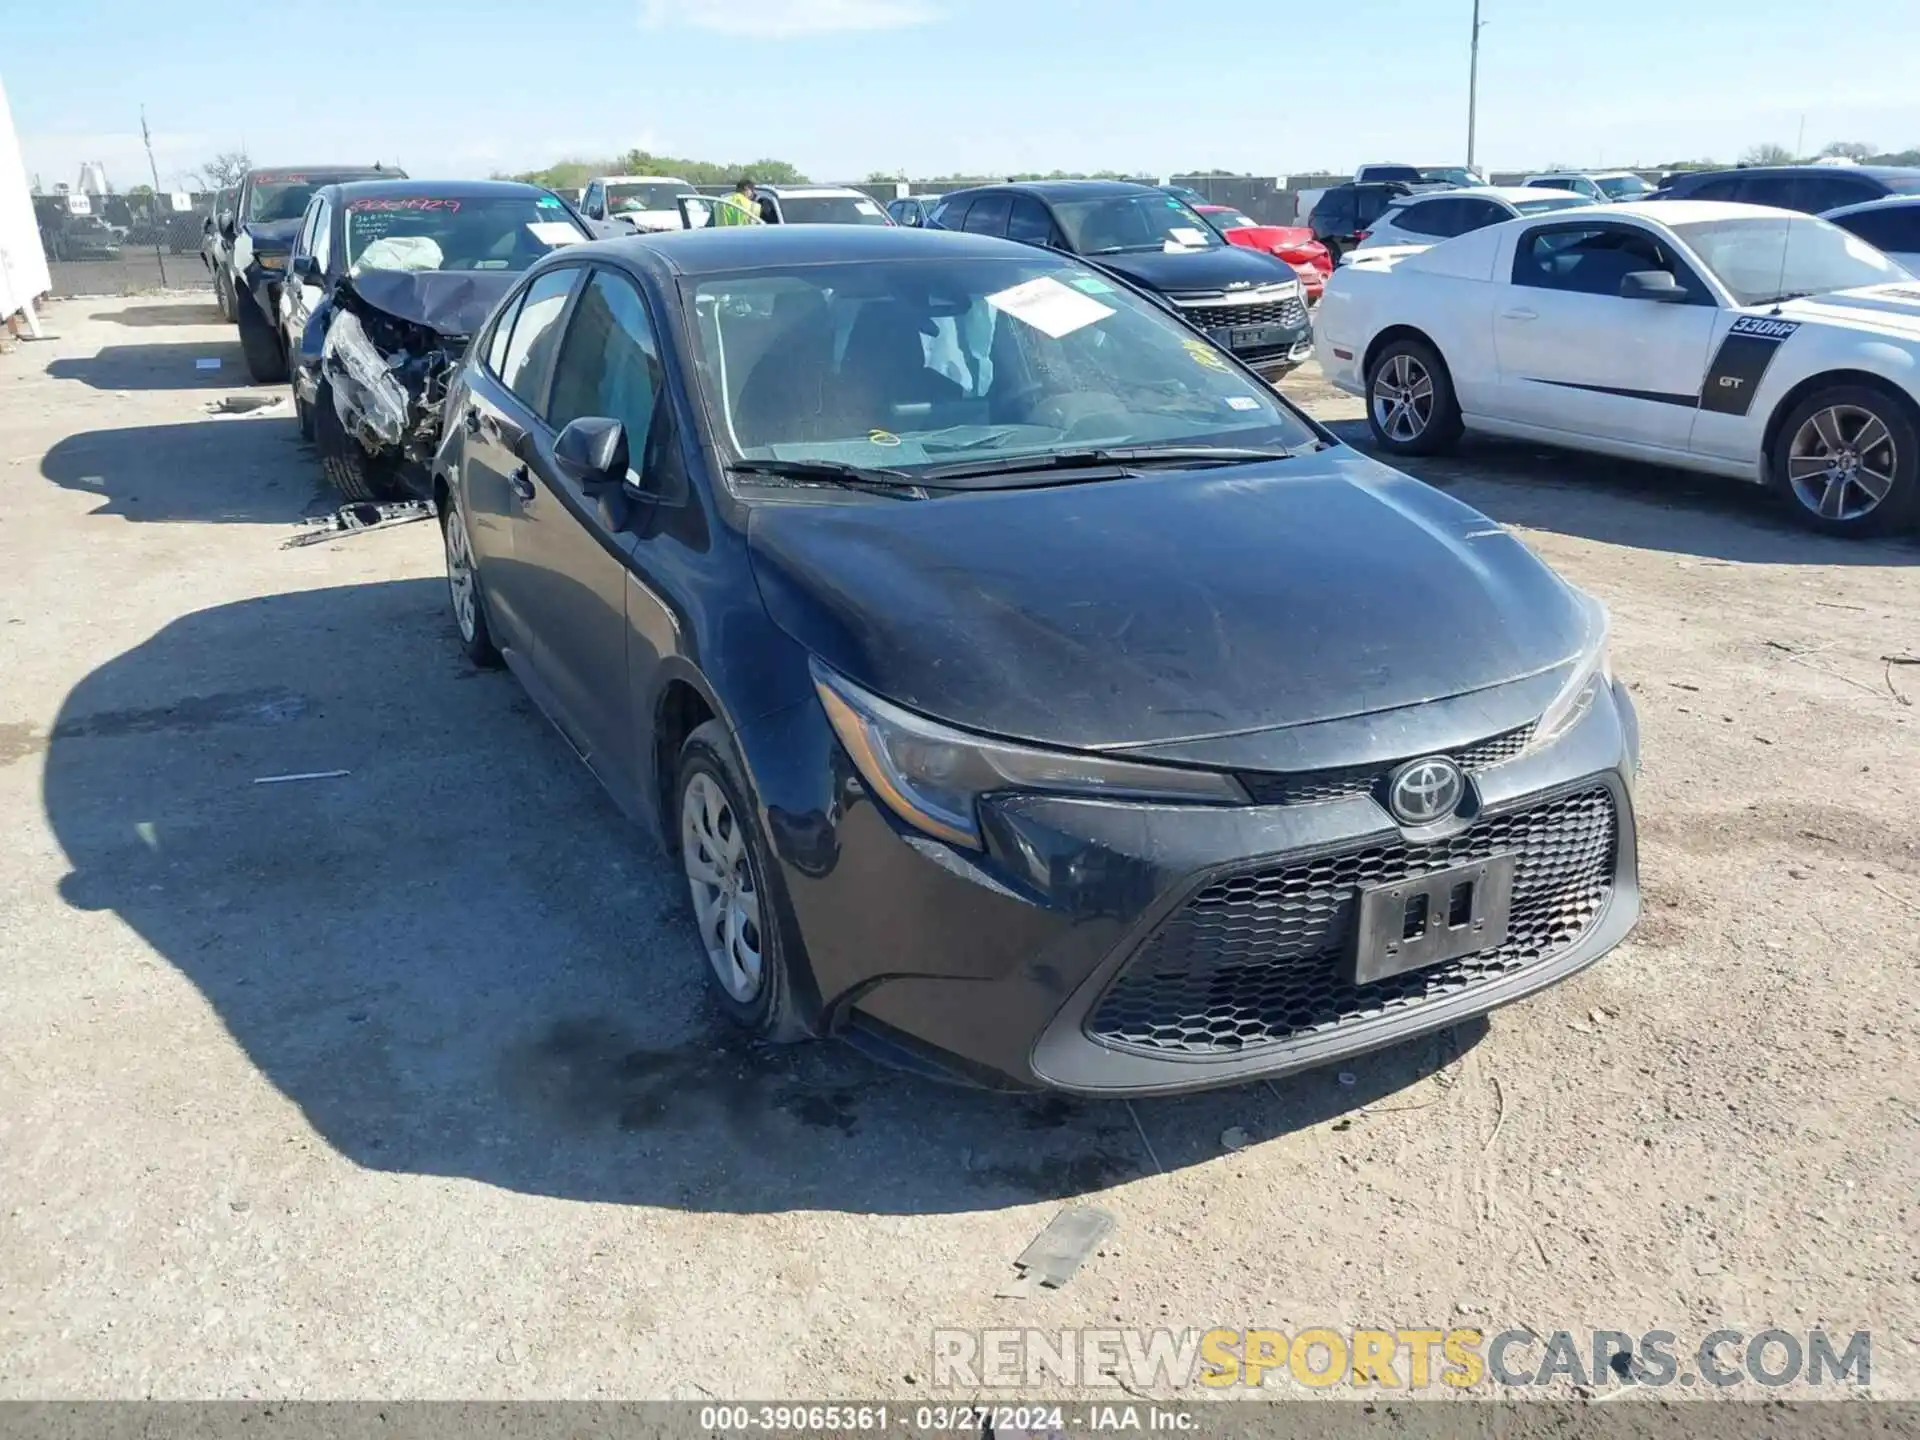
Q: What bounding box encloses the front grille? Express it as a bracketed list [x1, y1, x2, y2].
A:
[1238, 723, 1533, 807]
[1086, 786, 1617, 1056]
[1182, 295, 1309, 332]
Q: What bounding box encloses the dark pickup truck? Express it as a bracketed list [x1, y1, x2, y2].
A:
[215, 164, 402, 381]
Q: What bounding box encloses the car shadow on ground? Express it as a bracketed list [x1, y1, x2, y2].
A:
[41, 418, 326, 524]
[41, 578, 1474, 1215]
[1322, 419, 1920, 566]
[89, 301, 226, 327]
[46, 340, 258, 391]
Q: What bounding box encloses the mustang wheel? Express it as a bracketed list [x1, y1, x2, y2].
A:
[1771, 384, 1919, 536]
[440, 494, 500, 668]
[1365, 337, 1462, 456]
[676, 721, 808, 1042]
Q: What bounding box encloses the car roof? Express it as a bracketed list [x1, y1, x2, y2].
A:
[1393, 185, 1584, 206]
[594, 175, 691, 184]
[1680, 164, 1920, 183]
[1601, 199, 1802, 224]
[593, 223, 1047, 277]
[322, 178, 556, 202]
[986, 179, 1157, 200]
[1823, 193, 1920, 219]
[249, 166, 397, 180]
[759, 185, 872, 198]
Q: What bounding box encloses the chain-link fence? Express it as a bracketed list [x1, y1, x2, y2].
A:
[33, 190, 219, 297]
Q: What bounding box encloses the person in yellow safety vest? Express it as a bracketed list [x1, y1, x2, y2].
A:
[713, 177, 762, 227]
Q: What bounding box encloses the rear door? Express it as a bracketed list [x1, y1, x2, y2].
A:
[509, 266, 667, 793]
[1490, 219, 1720, 451]
[458, 265, 583, 658]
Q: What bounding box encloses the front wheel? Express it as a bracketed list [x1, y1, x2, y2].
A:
[236, 287, 288, 383]
[314, 380, 404, 502]
[1365, 337, 1463, 456]
[1769, 384, 1919, 537]
[440, 492, 501, 667]
[676, 721, 810, 1043]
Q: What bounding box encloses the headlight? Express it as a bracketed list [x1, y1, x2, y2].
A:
[813, 663, 1247, 849]
[255, 253, 286, 271]
[1524, 592, 1614, 756]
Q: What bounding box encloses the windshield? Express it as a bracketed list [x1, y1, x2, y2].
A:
[1421, 167, 1478, 185]
[608, 183, 683, 213]
[1515, 196, 1594, 216]
[343, 195, 589, 274]
[778, 195, 891, 225]
[684, 257, 1316, 483]
[1597, 174, 1654, 199]
[1674, 215, 1913, 304]
[248, 172, 382, 222]
[1214, 210, 1259, 230]
[1054, 192, 1224, 254]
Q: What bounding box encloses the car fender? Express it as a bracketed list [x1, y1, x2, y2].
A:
[1754, 339, 1920, 471]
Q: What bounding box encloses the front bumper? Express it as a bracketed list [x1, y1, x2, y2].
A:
[740, 679, 1641, 1096]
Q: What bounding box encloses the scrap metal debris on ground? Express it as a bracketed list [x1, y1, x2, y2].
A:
[283, 498, 437, 548]
[252, 770, 351, 786]
[1001, 1206, 1115, 1298]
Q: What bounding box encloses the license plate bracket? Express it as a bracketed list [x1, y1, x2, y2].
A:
[1348, 854, 1516, 986]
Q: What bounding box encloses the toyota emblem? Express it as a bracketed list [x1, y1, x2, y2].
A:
[1388, 757, 1465, 825]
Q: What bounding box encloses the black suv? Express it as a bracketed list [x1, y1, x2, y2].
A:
[216, 164, 402, 381]
[928, 180, 1310, 377]
[1306, 182, 1423, 259]
[1649, 164, 1920, 214]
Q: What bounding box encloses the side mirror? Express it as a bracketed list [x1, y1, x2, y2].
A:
[294, 254, 322, 282]
[219, 212, 237, 240]
[202, 216, 215, 235]
[1619, 270, 1689, 303]
[553, 416, 629, 488]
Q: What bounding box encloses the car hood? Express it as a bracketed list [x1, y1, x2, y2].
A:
[340, 269, 519, 339]
[1094, 243, 1299, 296]
[241, 218, 301, 253]
[1774, 283, 1920, 341]
[747, 447, 1589, 753]
[1228, 225, 1315, 251]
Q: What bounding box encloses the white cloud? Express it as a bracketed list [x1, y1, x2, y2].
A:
[640, 0, 937, 37]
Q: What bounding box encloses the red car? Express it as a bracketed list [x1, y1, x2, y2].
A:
[1195, 204, 1333, 300]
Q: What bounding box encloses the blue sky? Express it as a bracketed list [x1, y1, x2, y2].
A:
[8, 0, 1920, 192]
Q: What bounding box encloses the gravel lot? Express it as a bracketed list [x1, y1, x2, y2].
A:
[1, 296, 1915, 1401]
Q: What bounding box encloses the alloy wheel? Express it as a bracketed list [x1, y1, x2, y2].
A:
[1373, 353, 1435, 443]
[443, 502, 478, 643]
[681, 772, 764, 1003]
[1787, 404, 1897, 522]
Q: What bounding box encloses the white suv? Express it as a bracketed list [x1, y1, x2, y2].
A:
[579, 175, 694, 233]
[1522, 171, 1657, 204]
[1353, 186, 1591, 256]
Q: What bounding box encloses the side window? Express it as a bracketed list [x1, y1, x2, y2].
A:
[963, 192, 1013, 236]
[928, 196, 970, 230]
[1734, 176, 1794, 208]
[1838, 205, 1920, 253]
[1791, 176, 1878, 214]
[1513, 225, 1691, 297]
[1354, 189, 1395, 226]
[1314, 191, 1353, 232]
[546, 269, 663, 473]
[582, 183, 602, 219]
[311, 200, 332, 272]
[1007, 195, 1056, 245]
[1383, 202, 1427, 235]
[1688, 175, 1746, 202]
[497, 267, 579, 412]
[484, 288, 524, 376]
[1457, 199, 1505, 233]
[293, 202, 316, 257]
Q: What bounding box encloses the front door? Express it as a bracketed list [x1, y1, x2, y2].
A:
[461, 265, 581, 658]
[510, 266, 669, 797]
[1491, 220, 1721, 453]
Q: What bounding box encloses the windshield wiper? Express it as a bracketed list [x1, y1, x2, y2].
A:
[1753, 290, 1815, 308]
[728, 458, 926, 498]
[918, 445, 1299, 483]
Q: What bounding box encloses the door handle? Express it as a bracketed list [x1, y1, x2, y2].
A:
[508, 465, 535, 501]
[1500, 308, 1538, 322]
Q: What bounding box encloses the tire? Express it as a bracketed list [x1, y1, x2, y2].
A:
[294, 390, 315, 443]
[439, 491, 501, 668]
[314, 380, 403, 502]
[212, 269, 234, 323]
[1768, 382, 1920, 537]
[236, 285, 289, 383]
[675, 720, 810, 1043]
[1365, 336, 1463, 456]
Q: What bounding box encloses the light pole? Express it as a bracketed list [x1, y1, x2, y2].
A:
[1466, 0, 1485, 170]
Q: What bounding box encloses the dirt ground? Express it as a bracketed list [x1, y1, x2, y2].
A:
[1, 295, 1915, 1402]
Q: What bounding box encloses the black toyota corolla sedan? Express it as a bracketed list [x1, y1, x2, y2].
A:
[431, 224, 1640, 1096]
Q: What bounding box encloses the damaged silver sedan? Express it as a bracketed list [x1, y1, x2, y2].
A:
[282, 180, 594, 499]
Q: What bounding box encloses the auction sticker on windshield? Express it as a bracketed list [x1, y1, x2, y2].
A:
[527, 222, 585, 246]
[986, 276, 1114, 338]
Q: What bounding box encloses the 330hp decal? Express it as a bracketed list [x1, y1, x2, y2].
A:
[1700, 316, 1803, 417]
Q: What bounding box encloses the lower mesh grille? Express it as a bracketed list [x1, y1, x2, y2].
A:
[1086, 786, 1617, 1056]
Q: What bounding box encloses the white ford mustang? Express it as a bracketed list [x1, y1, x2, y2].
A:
[1315, 200, 1920, 536]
